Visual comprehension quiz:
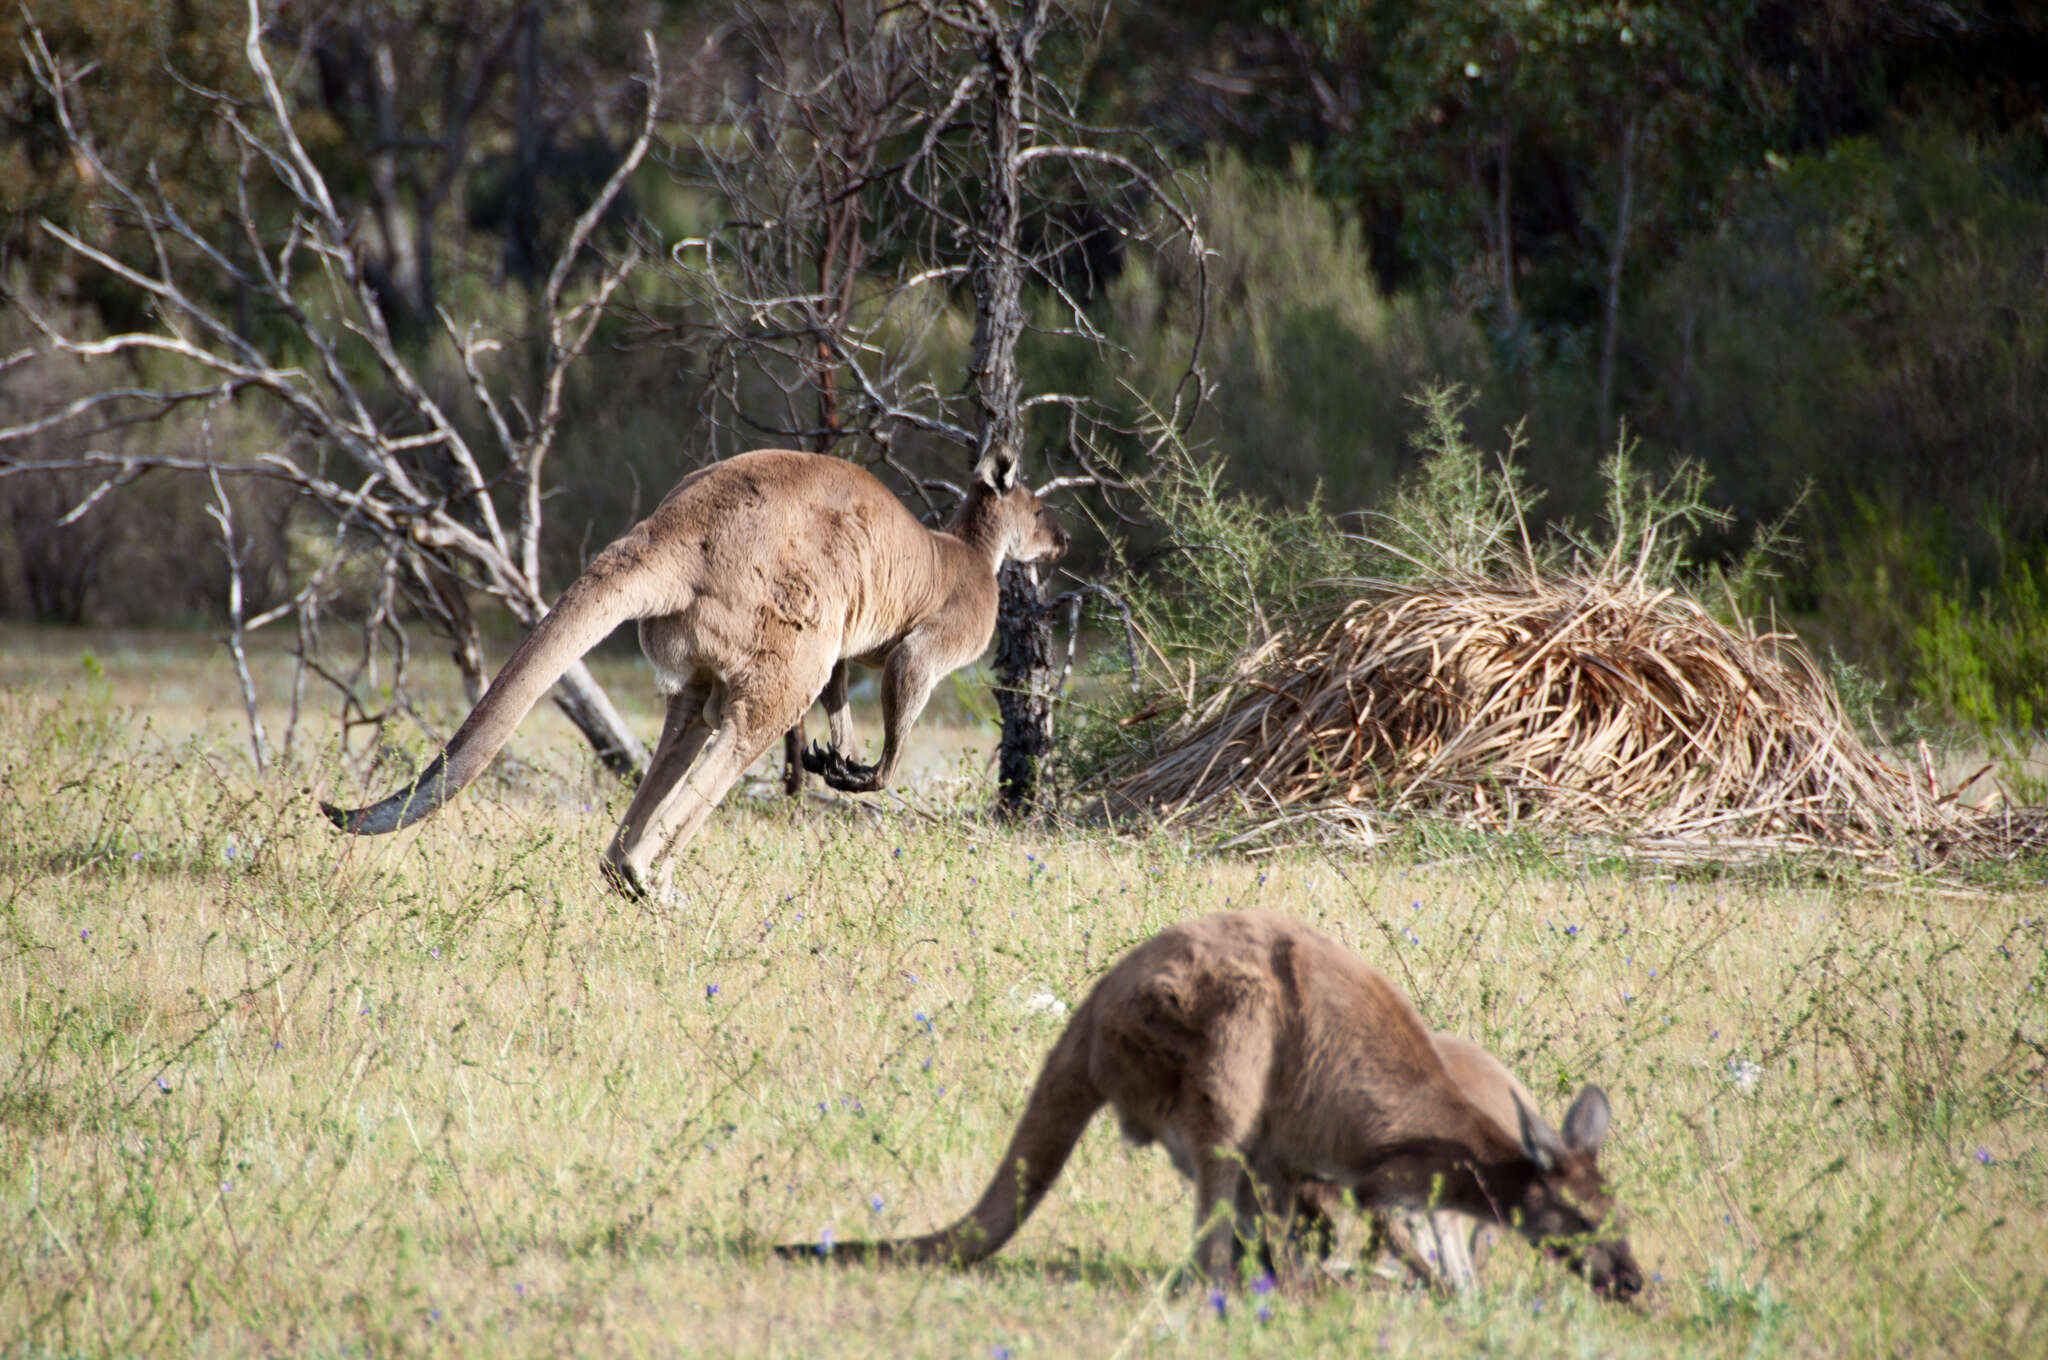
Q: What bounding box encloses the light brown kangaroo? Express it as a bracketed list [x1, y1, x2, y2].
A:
[1292, 1032, 1545, 1291]
[779, 911, 1642, 1298]
[322, 449, 1067, 895]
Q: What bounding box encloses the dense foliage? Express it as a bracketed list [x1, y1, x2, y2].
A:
[5, 0, 2046, 735]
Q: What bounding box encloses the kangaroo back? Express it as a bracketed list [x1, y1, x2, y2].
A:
[322, 547, 663, 835]
[780, 993, 1105, 1266]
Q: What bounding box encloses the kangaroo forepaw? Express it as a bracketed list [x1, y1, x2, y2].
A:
[801, 740, 880, 792]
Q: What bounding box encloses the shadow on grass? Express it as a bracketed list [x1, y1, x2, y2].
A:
[705, 1229, 1164, 1292]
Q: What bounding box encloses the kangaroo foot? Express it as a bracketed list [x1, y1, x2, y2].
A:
[600, 851, 650, 901]
[801, 741, 881, 793]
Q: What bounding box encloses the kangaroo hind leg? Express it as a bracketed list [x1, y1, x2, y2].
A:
[604, 679, 716, 897]
[611, 660, 828, 893]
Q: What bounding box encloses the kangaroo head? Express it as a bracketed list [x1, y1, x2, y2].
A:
[1511, 1086, 1643, 1300]
[967, 456, 1069, 565]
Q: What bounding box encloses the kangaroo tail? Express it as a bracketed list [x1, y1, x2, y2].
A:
[777, 993, 1105, 1268]
[322, 549, 661, 835]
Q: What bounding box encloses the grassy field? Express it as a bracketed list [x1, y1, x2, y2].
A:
[2, 625, 2044, 1357]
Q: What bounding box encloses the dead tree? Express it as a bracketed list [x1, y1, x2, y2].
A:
[655, 0, 1207, 815]
[0, 2, 658, 777]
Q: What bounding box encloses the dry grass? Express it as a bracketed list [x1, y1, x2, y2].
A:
[1103, 568, 2044, 863]
[2, 626, 2045, 1357]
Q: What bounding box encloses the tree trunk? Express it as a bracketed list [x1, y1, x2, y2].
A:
[1597, 110, 1640, 448]
[505, 1, 543, 283]
[972, 6, 1053, 818]
[1495, 116, 1517, 334]
[994, 561, 1055, 816]
[367, 38, 426, 318]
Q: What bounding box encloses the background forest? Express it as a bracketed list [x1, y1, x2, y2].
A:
[4, 0, 2047, 742]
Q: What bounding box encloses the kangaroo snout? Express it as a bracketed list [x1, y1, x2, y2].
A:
[1579, 1236, 1645, 1301]
[1037, 514, 1070, 563]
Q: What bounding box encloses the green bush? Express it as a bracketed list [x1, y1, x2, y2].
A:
[1631, 118, 2048, 590]
[1060, 383, 1733, 792]
[1056, 151, 1502, 515]
[1810, 498, 2048, 743]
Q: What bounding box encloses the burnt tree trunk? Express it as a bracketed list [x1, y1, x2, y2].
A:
[971, 3, 1054, 818]
[994, 561, 1056, 815]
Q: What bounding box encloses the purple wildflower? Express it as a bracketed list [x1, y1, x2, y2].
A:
[815, 1226, 836, 1255]
[1208, 1289, 1227, 1320]
[706, 983, 720, 999]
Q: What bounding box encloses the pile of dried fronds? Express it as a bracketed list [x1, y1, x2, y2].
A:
[1101, 567, 2007, 857]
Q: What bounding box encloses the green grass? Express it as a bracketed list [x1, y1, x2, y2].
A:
[1, 627, 2044, 1356]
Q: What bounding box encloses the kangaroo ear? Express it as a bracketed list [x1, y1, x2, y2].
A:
[1516, 1093, 1566, 1175]
[972, 453, 1019, 494]
[1560, 1085, 1612, 1154]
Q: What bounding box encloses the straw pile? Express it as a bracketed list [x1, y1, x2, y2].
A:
[1103, 570, 2012, 856]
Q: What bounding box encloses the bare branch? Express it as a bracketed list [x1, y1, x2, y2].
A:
[0, 2, 657, 780]
[204, 460, 269, 772]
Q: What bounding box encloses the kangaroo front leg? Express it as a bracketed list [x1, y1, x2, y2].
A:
[787, 664, 854, 795]
[1192, 1152, 1248, 1288]
[809, 643, 939, 794]
[798, 663, 858, 783]
[781, 726, 805, 797]
[1231, 1162, 1293, 1285]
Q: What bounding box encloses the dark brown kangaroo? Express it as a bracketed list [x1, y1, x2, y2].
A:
[322, 449, 1066, 895]
[778, 911, 1642, 1297]
[1294, 1031, 1550, 1291]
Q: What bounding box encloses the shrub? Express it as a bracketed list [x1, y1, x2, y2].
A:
[1061, 383, 1734, 793]
[1053, 151, 1502, 515]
